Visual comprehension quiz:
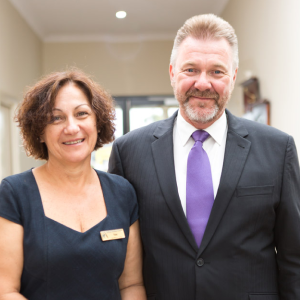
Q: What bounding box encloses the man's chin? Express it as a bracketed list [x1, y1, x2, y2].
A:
[184, 106, 219, 124]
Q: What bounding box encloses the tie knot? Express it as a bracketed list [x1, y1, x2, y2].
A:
[192, 130, 210, 143]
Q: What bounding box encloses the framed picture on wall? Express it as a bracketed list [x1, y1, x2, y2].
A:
[242, 101, 270, 125]
[241, 77, 270, 125]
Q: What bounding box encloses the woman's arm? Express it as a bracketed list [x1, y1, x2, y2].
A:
[119, 220, 147, 300]
[0, 217, 27, 300]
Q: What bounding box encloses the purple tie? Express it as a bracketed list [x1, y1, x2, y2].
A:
[186, 130, 214, 247]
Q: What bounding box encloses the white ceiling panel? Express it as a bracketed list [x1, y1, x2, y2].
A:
[9, 0, 229, 42]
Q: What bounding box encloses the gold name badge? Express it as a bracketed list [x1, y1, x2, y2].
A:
[100, 229, 125, 241]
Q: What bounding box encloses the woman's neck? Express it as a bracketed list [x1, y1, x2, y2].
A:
[34, 157, 96, 190]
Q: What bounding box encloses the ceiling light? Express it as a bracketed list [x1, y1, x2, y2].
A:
[116, 11, 127, 19]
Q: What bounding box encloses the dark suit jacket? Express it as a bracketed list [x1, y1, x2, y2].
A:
[108, 109, 300, 300]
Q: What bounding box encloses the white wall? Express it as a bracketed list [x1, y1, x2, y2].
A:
[0, 0, 43, 172]
[222, 0, 300, 151]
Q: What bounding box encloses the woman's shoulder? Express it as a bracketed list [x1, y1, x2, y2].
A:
[0, 170, 35, 225]
[95, 169, 137, 206]
[95, 169, 133, 190]
[1, 169, 34, 189]
[95, 170, 138, 225]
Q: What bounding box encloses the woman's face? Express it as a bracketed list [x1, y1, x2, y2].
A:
[41, 83, 98, 166]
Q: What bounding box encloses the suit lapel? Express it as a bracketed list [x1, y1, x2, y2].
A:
[151, 112, 199, 252]
[198, 110, 251, 255]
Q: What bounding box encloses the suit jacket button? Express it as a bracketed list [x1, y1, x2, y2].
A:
[196, 258, 204, 267]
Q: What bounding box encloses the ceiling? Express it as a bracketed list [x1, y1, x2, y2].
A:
[9, 0, 229, 42]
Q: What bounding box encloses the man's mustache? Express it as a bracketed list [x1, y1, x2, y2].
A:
[185, 89, 219, 101]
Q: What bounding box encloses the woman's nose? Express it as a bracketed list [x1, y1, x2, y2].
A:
[64, 118, 80, 135]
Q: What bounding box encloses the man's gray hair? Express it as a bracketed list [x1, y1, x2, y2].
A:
[170, 14, 239, 70]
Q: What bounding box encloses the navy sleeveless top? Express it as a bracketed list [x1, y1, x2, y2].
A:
[0, 169, 138, 300]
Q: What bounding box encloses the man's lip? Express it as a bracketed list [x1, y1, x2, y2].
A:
[189, 96, 214, 100]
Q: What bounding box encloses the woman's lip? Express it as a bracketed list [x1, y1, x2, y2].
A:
[62, 138, 85, 145]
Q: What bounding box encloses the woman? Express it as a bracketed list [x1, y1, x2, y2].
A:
[0, 69, 146, 300]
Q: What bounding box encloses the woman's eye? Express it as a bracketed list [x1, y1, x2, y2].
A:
[77, 111, 88, 117]
[53, 115, 61, 121]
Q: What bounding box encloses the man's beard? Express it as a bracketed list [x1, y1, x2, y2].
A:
[175, 88, 230, 124]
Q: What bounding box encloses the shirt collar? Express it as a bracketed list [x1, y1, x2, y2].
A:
[176, 110, 227, 146]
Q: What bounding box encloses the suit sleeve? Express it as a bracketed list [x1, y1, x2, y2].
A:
[108, 140, 125, 177]
[275, 136, 300, 298]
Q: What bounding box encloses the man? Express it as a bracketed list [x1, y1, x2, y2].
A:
[108, 14, 300, 300]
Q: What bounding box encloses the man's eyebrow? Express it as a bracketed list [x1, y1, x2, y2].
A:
[181, 61, 228, 69]
[212, 63, 227, 69]
[181, 61, 197, 67]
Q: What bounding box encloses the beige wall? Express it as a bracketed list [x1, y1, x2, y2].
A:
[43, 0, 300, 152]
[43, 40, 174, 96]
[3, 0, 299, 173]
[0, 0, 43, 171]
[222, 0, 300, 150]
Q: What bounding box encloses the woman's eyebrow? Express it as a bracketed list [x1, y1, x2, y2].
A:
[52, 104, 91, 111]
[75, 104, 91, 109]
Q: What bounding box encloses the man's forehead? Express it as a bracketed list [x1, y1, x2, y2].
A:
[179, 36, 231, 51]
[175, 36, 234, 67]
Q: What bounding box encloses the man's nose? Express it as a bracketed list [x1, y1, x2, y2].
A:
[64, 118, 80, 135]
[194, 72, 212, 91]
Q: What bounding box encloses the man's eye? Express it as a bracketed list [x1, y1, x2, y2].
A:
[187, 68, 194, 72]
[214, 70, 221, 74]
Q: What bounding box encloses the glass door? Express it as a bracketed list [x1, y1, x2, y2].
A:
[92, 95, 178, 171]
[91, 105, 124, 171]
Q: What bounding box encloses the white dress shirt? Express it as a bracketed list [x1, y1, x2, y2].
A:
[173, 110, 228, 215]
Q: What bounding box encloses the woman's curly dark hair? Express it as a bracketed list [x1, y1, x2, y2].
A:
[15, 68, 116, 160]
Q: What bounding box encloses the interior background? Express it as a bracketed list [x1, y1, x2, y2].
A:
[0, 0, 299, 174]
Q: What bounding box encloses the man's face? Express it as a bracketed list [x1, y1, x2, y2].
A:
[170, 37, 238, 129]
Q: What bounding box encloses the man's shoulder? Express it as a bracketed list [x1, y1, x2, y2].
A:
[241, 118, 289, 138]
[227, 110, 290, 141]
